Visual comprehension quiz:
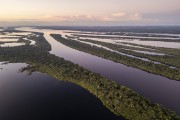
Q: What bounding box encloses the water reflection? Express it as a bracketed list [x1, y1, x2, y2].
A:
[117, 39, 180, 49]
[0, 38, 19, 42]
[16, 27, 180, 115]
[71, 32, 180, 49]
[0, 42, 25, 47]
[0, 62, 124, 120]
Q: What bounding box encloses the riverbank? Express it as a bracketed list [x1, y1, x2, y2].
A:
[50, 34, 180, 81]
[0, 34, 179, 120]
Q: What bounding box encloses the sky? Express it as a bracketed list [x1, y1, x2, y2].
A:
[0, 0, 180, 26]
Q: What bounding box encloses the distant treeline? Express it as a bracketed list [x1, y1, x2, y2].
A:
[37, 26, 180, 34]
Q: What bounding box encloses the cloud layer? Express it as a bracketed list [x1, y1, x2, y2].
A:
[0, 0, 179, 25]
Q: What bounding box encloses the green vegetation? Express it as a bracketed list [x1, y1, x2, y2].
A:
[73, 34, 180, 42]
[51, 34, 180, 80]
[0, 33, 180, 120]
[75, 38, 180, 69]
[120, 42, 180, 55]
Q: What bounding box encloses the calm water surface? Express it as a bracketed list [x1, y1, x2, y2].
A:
[16, 27, 180, 115]
[0, 63, 124, 120]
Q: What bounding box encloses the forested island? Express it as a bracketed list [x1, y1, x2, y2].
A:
[0, 32, 180, 120]
[73, 33, 180, 43]
[76, 38, 180, 69]
[50, 34, 180, 81]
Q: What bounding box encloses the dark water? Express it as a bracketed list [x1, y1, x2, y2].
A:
[15, 27, 180, 115]
[43, 32, 180, 115]
[0, 63, 124, 120]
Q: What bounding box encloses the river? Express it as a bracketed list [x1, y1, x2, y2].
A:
[0, 62, 124, 120]
[16, 27, 180, 115]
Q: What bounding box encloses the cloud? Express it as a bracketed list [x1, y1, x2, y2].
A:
[130, 13, 142, 21]
[40, 12, 142, 22]
[40, 14, 100, 21]
[110, 12, 142, 21]
[99, 17, 113, 21]
[112, 12, 127, 17]
[0, 11, 160, 24]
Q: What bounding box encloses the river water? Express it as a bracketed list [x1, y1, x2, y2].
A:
[0, 62, 124, 120]
[16, 27, 180, 115]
